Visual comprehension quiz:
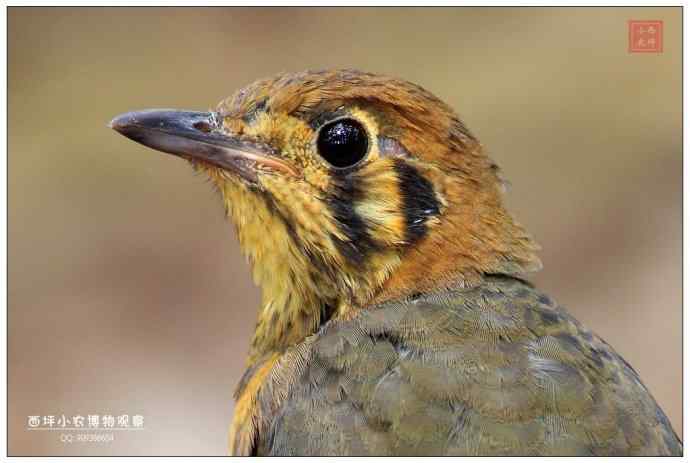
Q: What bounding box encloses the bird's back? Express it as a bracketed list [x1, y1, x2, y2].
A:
[250, 275, 680, 456]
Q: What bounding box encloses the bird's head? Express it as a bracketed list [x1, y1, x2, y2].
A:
[111, 70, 540, 361]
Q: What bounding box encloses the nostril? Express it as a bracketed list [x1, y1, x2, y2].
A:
[193, 121, 213, 133]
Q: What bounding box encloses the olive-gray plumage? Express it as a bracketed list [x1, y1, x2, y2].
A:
[241, 276, 680, 456]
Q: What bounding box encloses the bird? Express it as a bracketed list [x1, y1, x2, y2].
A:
[110, 69, 681, 456]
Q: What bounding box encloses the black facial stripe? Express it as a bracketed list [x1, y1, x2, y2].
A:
[393, 159, 440, 244]
[327, 174, 380, 265]
[261, 191, 305, 254]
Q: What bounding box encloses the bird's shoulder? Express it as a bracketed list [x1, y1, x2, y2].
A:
[234, 276, 681, 456]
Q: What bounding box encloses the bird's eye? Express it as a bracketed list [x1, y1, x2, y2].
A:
[316, 118, 369, 168]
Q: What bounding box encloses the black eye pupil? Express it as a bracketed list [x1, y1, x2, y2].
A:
[317, 119, 368, 168]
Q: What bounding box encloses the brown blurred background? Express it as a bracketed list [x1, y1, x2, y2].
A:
[8, 7, 681, 456]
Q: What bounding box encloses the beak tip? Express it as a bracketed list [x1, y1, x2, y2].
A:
[109, 112, 133, 133]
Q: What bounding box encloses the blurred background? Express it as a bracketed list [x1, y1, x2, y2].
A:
[8, 7, 681, 456]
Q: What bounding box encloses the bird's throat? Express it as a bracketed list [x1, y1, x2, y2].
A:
[211, 173, 375, 364]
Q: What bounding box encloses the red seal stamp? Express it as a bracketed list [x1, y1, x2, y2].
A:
[628, 20, 663, 53]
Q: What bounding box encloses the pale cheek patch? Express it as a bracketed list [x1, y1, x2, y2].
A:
[353, 163, 407, 246]
[354, 201, 406, 246]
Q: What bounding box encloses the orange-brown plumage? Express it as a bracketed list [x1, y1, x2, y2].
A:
[111, 69, 680, 456]
[213, 69, 541, 308]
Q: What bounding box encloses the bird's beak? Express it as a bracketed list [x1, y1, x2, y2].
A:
[109, 109, 297, 183]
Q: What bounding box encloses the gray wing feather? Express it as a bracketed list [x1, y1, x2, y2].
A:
[258, 276, 681, 456]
